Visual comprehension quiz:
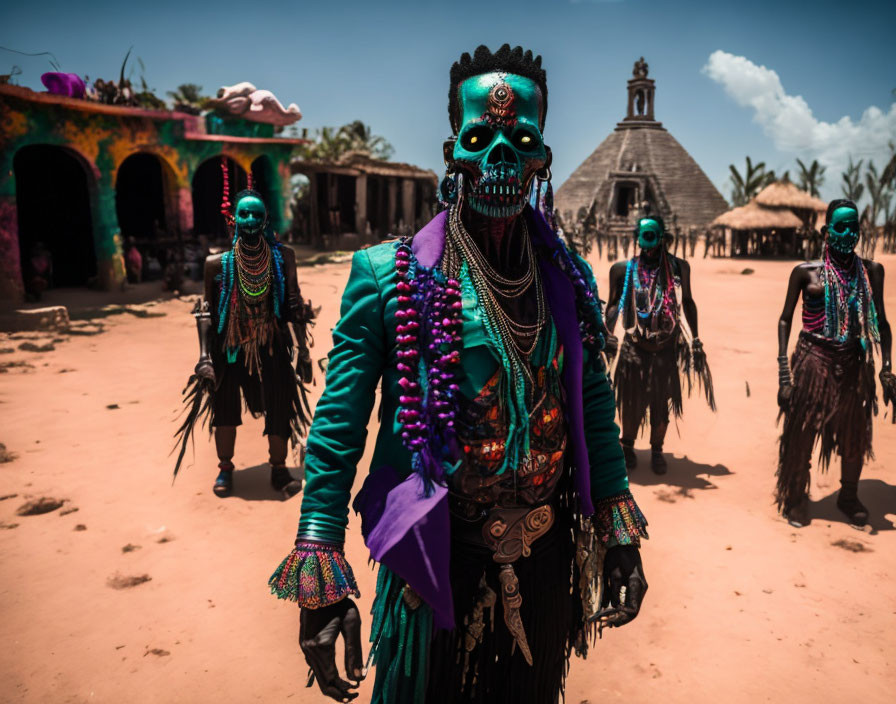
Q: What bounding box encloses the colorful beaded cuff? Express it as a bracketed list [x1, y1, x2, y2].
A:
[593, 490, 649, 545]
[268, 542, 360, 609]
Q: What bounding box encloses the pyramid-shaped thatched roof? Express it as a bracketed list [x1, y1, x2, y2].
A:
[554, 60, 728, 230]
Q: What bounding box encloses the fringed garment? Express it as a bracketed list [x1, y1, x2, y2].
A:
[172, 236, 314, 477]
[613, 253, 715, 435]
[364, 209, 647, 704]
[775, 251, 881, 510]
[775, 332, 876, 510]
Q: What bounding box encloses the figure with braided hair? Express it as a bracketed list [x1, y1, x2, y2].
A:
[605, 216, 716, 475]
[270, 45, 648, 703]
[173, 188, 315, 497]
[776, 198, 894, 528]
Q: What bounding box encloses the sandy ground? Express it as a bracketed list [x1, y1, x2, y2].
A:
[1, 248, 894, 704]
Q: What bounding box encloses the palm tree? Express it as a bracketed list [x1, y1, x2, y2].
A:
[796, 158, 826, 197]
[728, 157, 775, 206]
[864, 162, 886, 227]
[167, 83, 208, 115]
[841, 158, 865, 202]
[338, 120, 394, 160]
[881, 141, 896, 190]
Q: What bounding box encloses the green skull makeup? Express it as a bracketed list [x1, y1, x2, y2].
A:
[828, 206, 859, 254]
[452, 72, 547, 218]
[235, 194, 267, 236]
[637, 218, 663, 250]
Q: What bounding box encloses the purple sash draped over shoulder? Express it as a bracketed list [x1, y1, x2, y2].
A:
[353, 208, 592, 630]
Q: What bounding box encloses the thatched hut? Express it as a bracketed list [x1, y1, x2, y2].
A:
[754, 181, 826, 212]
[711, 200, 803, 257]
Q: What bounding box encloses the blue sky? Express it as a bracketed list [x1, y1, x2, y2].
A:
[3, 0, 895, 204]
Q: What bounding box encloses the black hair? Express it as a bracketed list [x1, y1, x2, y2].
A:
[825, 198, 857, 225]
[233, 188, 266, 212]
[448, 44, 547, 134]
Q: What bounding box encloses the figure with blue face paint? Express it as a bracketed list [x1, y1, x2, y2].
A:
[604, 215, 716, 475]
[270, 45, 649, 704]
[172, 188, 316, 498]
[775, 198, 895, 528]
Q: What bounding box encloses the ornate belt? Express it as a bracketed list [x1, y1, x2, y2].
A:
[461, 504, 554, 667]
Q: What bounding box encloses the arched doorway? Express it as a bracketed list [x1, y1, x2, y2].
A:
[252, 156, 275, 215]
[13, 144, 96, 293]
[192, 156, 247, 241]
[116, 153, 169, 241]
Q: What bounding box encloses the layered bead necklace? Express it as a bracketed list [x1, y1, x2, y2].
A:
[443, 204, 547, 364]
[621, 250, 677, 334]
[442, 204, 549, 474]
[222, 235, 277, 374]
[821, 244, 879, 348]
[234, 235, 273, 299]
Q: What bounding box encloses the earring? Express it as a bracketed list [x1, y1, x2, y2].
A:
[439, 169, 459, 206]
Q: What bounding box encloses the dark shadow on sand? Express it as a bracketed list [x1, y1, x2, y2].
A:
[627, 451, 733, 491]
[809, 478, 896, 535]
[224, 463, 305, 502]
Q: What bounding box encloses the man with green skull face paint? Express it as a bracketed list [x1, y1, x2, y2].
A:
[173, 188, 315, 497]
[604, 215, 715, 474]
[776, 199, 894, 528]
[270, 45, 648, 704]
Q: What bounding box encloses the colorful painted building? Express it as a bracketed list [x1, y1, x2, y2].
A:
[0, 83, 305, 303]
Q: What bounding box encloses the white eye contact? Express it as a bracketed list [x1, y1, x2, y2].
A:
[521, 135, 531, 144]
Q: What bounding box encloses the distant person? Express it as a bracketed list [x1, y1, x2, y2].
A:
[24, 241, 52, 300]
[605, 216, 716, 473]
[124, 237, 142, 284]
[688, 227, 698, 258]
[775, 199, 894, 527]
[173, 189, 315, 497]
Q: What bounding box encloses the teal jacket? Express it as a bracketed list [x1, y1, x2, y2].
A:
[297, 216, 628, 546]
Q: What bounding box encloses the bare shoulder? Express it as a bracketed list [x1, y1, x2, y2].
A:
[864, 258, 884, 275]
[609, 260, 629, 276]
[204, 253, 224, 272]
[794, 260, 820, 274]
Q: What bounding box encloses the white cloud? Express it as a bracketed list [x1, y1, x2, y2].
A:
[702, 50, 896, 175]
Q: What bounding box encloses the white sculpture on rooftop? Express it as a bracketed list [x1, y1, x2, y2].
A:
[210, 82, 302, 126]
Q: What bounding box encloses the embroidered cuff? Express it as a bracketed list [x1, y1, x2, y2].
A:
[593, 490, 649, 545]
[268, 542, 360, 608]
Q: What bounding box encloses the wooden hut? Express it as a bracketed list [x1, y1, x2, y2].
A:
[711, 200, 803, 257]
[290, 151, 438, 250]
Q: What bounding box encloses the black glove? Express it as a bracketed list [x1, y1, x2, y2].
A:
[880, 370, 896, 421]
[193, 356, 215, 385]
[596, 544, 647, 628]
[692, 338, 706, 375]
[299, 598, 364, 702]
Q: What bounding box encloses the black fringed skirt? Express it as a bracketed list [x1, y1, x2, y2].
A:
[775, 332, 876, 509]
[614, 333, 686, 433]
[425, 515, 580, 704]
[210, 331, 307, 440]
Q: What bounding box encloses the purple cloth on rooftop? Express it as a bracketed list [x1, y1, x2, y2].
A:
[41, 72, 86, 99]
